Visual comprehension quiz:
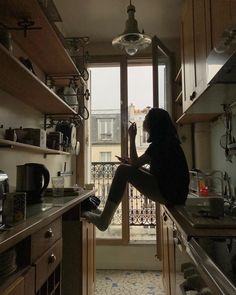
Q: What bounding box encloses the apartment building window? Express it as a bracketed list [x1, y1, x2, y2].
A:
[99, 152, 111, 162]
[98, 118, 114, 141]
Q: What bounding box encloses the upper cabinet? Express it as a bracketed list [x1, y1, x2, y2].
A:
[210, 0, 236, 49]
[177, 0, 236, 124]
[181, 0, 208, 112]
[0, 0, 82, 115]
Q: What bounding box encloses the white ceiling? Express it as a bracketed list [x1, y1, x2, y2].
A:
[53, 0, 183, 44]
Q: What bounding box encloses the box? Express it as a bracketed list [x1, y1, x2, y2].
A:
[23, 128, 47, 148]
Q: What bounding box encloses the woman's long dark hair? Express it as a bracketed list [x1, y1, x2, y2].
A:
[147, 108, 179, 143]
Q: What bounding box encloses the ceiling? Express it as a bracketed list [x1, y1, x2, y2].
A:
[53, 0, 183, 45]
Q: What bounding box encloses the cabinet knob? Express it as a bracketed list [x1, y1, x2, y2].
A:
[48, 253, 57, 264]
[45, 228, 54, 239]
[190, 91, 196, 101]
[163, 214, 168, 222]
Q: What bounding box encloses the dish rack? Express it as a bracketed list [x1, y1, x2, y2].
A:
[189, 170, 224, 197]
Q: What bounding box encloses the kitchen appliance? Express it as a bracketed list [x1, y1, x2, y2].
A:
[16, 163, 50, 204]
[55, 122, 76, 151]
[0, 170, 9, 227]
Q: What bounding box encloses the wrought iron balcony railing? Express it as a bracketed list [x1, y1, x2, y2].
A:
[91, 162, 156, 226]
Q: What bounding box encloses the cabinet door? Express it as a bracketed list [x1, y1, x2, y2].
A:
[161, 210, 170, 294]
[210, 0, 232, 48]
[231, 0, 236, 23]
[82, 221, 96, 295]
[182, 0, 195, 111]
[193, 0, 208, 96]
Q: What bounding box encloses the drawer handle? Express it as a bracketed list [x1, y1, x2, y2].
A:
[45, 228, 54, 239]
[48, 253, 57, 264]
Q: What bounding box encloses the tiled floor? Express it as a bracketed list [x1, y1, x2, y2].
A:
[95, 270, 166, 295]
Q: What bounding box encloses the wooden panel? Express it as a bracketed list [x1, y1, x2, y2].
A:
[182, 0, 195, 111]
[24, 267, 35, 295]
[2, 277, 24, 295]
[0, 139, 70, 155]
[31, 218, 62, 262]
[0, 0, 79, 75]
[35, 238, 62, 291]
[0, 45, 76, 114]
[210, 0, 231, 48]
[230, 0, 236, 23]
[193, 0, 208, 96]
[176, 112, 220, 124]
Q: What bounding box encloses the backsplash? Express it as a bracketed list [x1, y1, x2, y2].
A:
[0, 89, 76, 190]
[210, 114, 236, 192]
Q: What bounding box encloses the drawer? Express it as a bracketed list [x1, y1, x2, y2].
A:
[31, 218, 62, 262]
[35, 238, 62, 292]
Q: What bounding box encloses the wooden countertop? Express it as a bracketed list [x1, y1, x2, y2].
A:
[0, 190, 95, 254]
[164, 205, 236, 241]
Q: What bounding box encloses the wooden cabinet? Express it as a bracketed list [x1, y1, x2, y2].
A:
[61, 210, 95, 295]
[181, 0, 208, 112]
[210, 0, 235, 49]
[161, 207, 176, 295]
[81, 220, 96, 295]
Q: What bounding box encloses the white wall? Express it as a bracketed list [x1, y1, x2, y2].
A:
[96, 244, 161, 270]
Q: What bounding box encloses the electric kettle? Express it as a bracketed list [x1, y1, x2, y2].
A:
[16, 163, 50, 204]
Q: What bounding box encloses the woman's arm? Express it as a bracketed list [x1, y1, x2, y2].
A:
[128, 122, 150, 167]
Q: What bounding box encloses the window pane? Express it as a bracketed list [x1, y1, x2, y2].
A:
[128, 64, 157, 241]
[89, 66, 122, 239]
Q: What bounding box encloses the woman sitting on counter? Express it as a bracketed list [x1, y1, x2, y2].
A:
[84, 107, 190, 231]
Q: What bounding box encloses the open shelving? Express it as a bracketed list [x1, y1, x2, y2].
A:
[0, 44, 77, 115]
[0, 139, 70, 156]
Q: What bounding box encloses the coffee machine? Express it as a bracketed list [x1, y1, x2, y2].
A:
[16, 163, 50, 204]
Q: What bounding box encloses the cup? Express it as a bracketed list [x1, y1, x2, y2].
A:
[51, 177, 64, 197]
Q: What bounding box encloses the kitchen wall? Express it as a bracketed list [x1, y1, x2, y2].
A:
[0, 88, 76, 191]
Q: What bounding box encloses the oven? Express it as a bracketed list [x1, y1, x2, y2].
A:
[174, 232, 236, 295]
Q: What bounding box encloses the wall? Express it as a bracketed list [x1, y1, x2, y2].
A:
[0, 88, 75, 191]
[96, 244, 161, 270]
[210, 115, 236, 188]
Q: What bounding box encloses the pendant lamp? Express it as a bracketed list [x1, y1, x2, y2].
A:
[112, 0, 152, 56]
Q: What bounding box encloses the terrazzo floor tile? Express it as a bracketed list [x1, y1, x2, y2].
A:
[96, 270, 166, 295]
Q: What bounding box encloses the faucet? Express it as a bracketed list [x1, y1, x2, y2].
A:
[223, 172, 236, 212]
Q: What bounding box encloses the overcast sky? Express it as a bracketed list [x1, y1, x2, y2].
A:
[89, 65, 165, 110]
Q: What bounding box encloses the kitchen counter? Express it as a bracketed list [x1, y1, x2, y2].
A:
[162, 204, 236, 295]
[0, 189, 95, 254]
[164, 205, 236, 241]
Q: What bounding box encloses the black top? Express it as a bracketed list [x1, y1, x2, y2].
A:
[145, 138, 189, 205]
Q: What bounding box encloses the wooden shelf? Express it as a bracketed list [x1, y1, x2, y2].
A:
[0, 44, 76, 114]
[176, 112, 220, 124]
[0, 0, 79, 76]
[0, 139, 70, 155]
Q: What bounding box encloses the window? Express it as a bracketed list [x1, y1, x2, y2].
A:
[97, 118, 114, 141]
[99, 152, 111, 162]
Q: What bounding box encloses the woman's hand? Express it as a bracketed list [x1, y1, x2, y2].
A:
[128, 122, 137, 139]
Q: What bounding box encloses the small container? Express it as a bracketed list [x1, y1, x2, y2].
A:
[3, 192, 26, 224]
[51, 176, 64, 197]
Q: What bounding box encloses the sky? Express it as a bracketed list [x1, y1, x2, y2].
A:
[89, 65, 165, 110]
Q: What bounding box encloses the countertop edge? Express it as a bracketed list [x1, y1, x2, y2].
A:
[0, 190, 95, 254]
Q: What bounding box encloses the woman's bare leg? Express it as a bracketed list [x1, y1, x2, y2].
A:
[83, 164, 166, 231]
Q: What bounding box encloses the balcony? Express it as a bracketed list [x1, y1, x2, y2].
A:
[91, 162, 156, 241]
